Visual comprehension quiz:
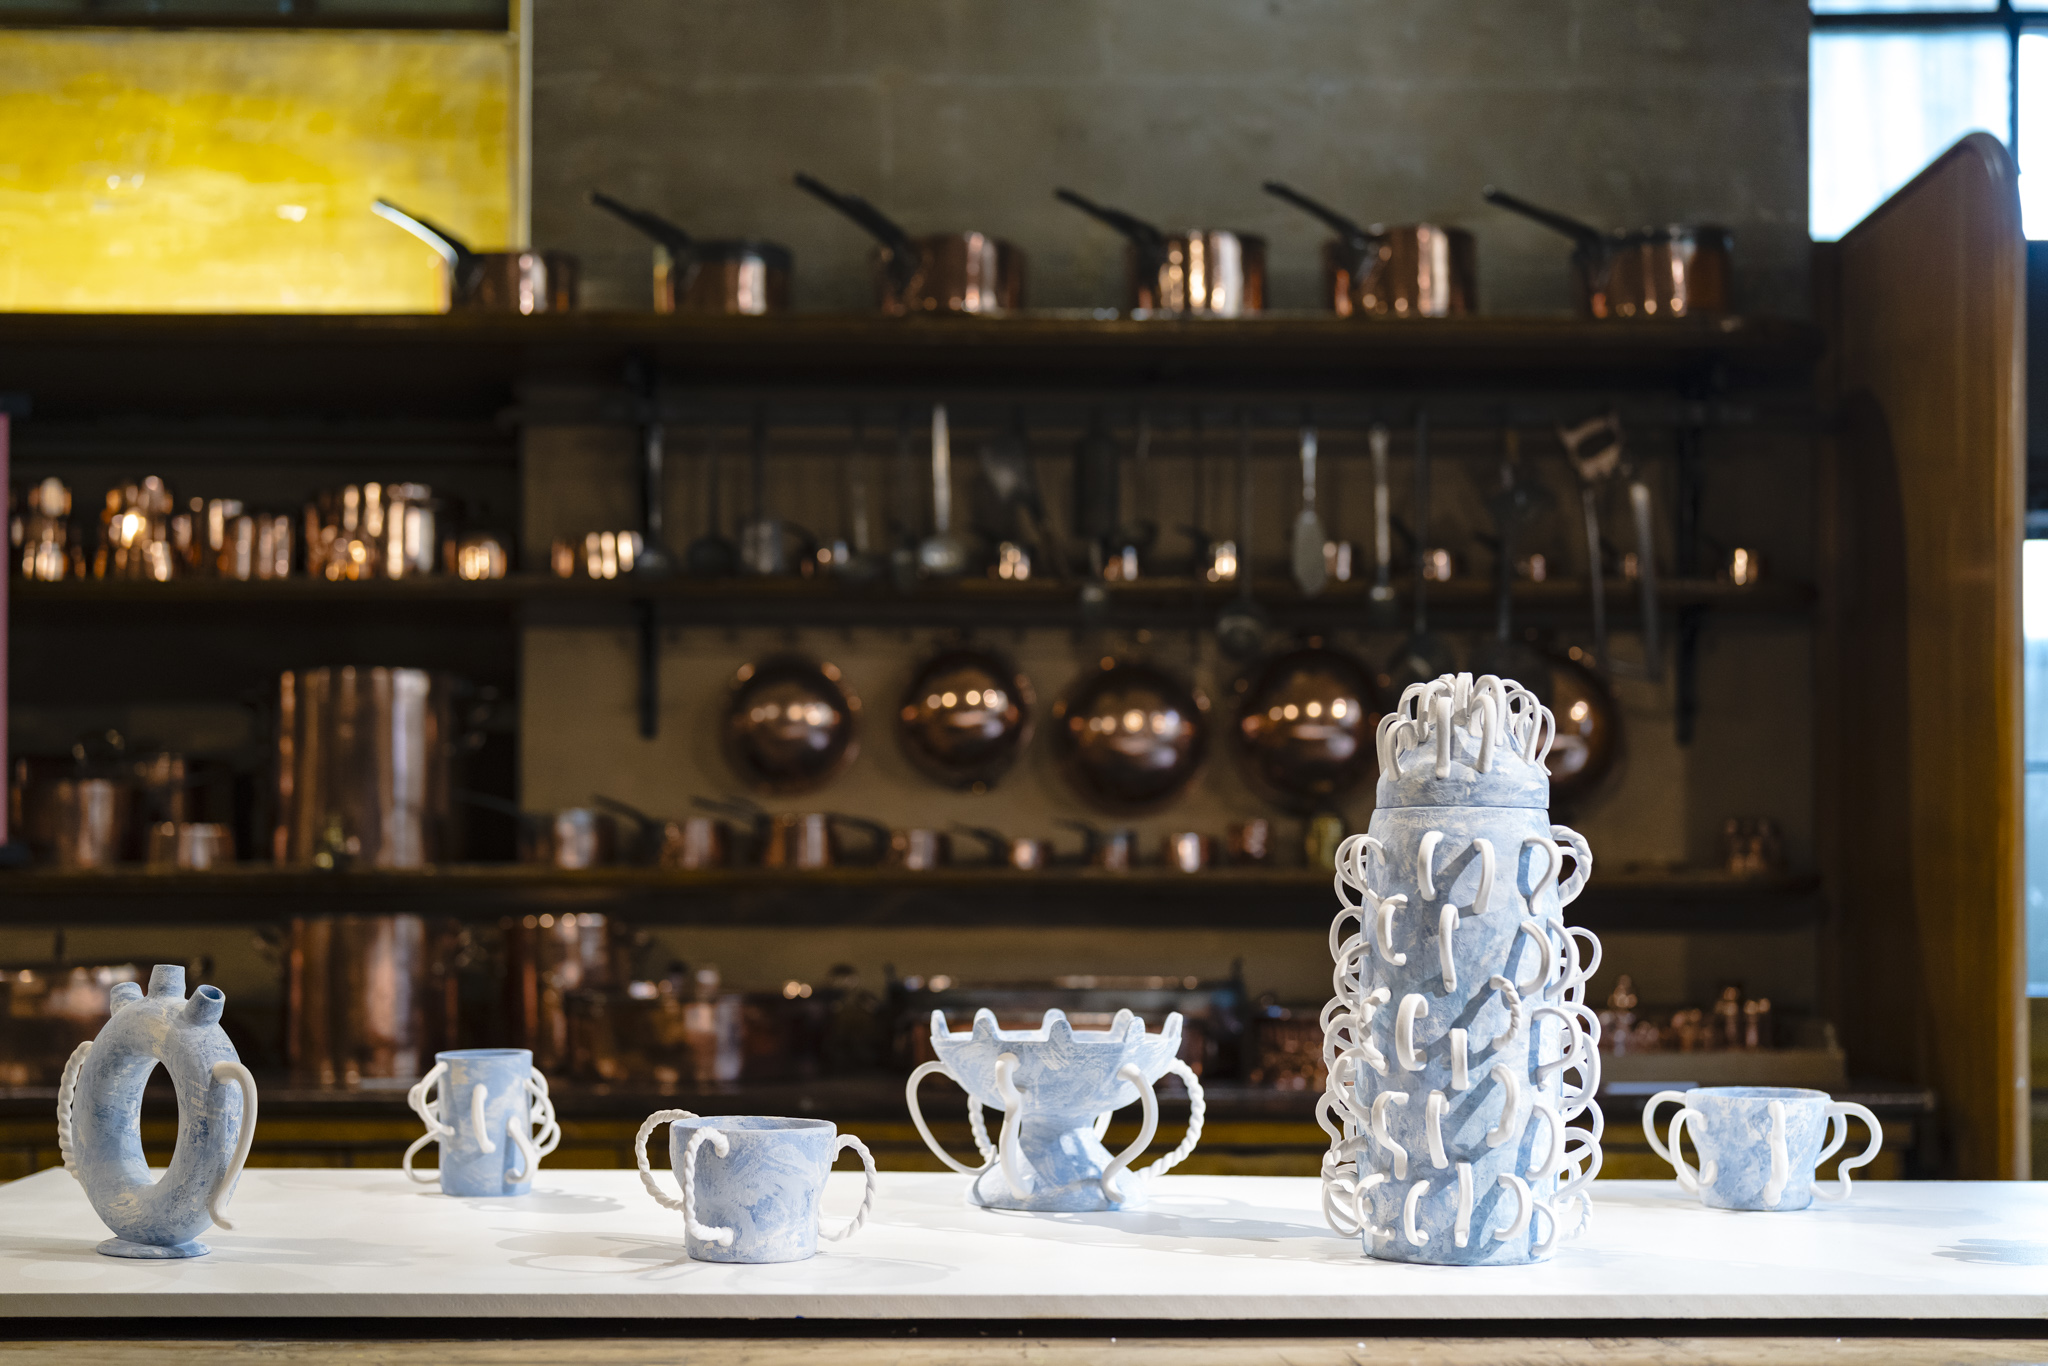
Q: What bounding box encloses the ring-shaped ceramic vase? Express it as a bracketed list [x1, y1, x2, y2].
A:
[907, 1007, 1206, 1211]
[1316, 673, 1603, 1266]
[55, 964, 259, 1258]
[402, 1048, 562, 1197]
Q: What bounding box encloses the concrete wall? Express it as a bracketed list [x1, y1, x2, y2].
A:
[533, 0, 1810, 315]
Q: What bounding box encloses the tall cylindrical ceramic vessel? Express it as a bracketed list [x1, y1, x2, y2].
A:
[1317, 674, 1601, 1265]
[403, 1047, 561, 1197]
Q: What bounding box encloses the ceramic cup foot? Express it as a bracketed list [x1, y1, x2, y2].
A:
[97, 1236, 209, 1259]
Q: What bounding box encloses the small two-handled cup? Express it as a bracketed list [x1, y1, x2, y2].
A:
[633, 1111, 877, 1263]
[1644, 1085, 1881, 1211]
[403, 1048, 562, 1198]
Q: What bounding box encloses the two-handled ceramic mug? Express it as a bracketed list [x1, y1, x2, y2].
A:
[1644, 1085, 1882, 1211]
[403, 1048, 562, 1197]
[633, 1110, 878, 1263]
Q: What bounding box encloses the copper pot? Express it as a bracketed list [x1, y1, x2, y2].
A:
[889, 828, 950, 871]
[286, 914, 449, 1085]
[1053, 659, 1211, 810]
[1232, 645, 1384, 812]
[1227, 818, 1274, 866]
[662, 816, 729, 870]
[1264, 182, 1477, 319]
[1484, 187, 1730, 319]
[953, 825, 1050, 870]
[794, 174, 1024, 315]
[372, 199, 578, 314]
[146, 822, 233, 871]
[519, 808, 617, 870]
[759, 811, 887, 869]
[502, 911, 635, 1080]
[896, 648, 1033, 792]
[589, 191, 792, 315]
[723, 655, 860, 796]
[276, 667, 450, 870]
[1163, 831, 1215, 873]
[1057, 189, 1264, 317]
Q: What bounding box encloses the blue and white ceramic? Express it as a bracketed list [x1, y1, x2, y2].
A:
[56, 964, 259, 1259]
[403, 1048, 561, 1197]
[1317, 674, 1604, 1266]
[632, 1111, 877, 1263]
[907, 1007, 1207, 1212]
[1644, 1085, 1883, 1211]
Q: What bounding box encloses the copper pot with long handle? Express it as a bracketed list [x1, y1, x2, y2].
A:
[372, 200, 578, 314]
[1482, 187, 1730, 320]
[1056, 188, 1264, 317]
[1262, 182, 1476, 318]
[793, 174, 1024, 315]
[589, 191, 792, 315]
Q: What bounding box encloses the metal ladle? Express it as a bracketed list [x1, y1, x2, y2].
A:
[917, 402, 970, 577]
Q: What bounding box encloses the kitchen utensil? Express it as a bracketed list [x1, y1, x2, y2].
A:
[889, 828, 950, 871]
[895, 647, 1033, 791]
[907, 1008, 1205, 1210]
[1232, 644, 1383, 811]
[1558, 411, 1623, 667]
[1110, 409, 1159, 572]
[1644, 1087, 1881, 1211]
[722, 656, 860, 796]
[589, 191, 791, 315]
[1469, 429, 1556, 693]
[1051, 659, 1210, 811]
[372, 199, 577, 314]
[1215, 414, 1269, 661]
[634, 1113, 878, 1263]
[517, 808, 616, 870]
[663, 816, 730, 871]
[685, 425, 740, 577]
[1226, 818, 1273, 866]
[1628, 478, 1663, 681]
[1056, 189, 1264, 317]
[286, 913, 442, 1085]
[739, 407, 788, 577]
[917, 403, 970, 577]
[953, 825, 1050, 871]
[1368, 424, 1398, 626]
[1482, 186, 1731, 320]
[976, 410, 1067, 581]
[451, 533, 507, 581]
[793, 174, 1024, 315]
[1544, 644, 1622, 806]
[1261, 181, 1477, 318]
[1291, 420, 1327, 597]
[403, 1048, 561, 1198]
[589, 795, 693, 869]
[303, 482, 438, 581]
[1384, 411, 1459, 692]
[16, 476, 77, 580]
[1163, 831, 1214, 873]
[35, 777, 129, 868]
[275, 667, 450, 870]
[828, 414, 888, 584]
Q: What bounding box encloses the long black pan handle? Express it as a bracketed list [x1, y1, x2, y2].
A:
[1481, 186, 1606, 249]
[793, 173, 920, 289]
[1261, 181, 1377, 252]
[1054, 188, 1167, 252]
[589, 191, 695, 257]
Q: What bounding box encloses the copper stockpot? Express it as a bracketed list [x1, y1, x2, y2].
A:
[589, 191, 792, 315]
[373, 199, 578, 314]
[1264, 183, 1476, 318]
[1052, 659, 1211, 811]
[896, 647, 1034, 792]
[286, 914, 452, 1085]
[723, 655, 861, 796]
[794, 174, 1024, 315]
[1483, 187, 1731, 319]
[502, 911, 635, 1080]
[276, 667, 450, 870]
[1056, 189, 1264, 317]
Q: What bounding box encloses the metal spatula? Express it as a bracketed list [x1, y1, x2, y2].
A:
[1291, 422, 1327, 597]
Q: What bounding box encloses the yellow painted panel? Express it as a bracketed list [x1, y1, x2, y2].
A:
[0, 29, 513, 311]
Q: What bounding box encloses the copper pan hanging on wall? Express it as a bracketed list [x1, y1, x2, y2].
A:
[1051, 658, 1210, 811]
[1231, 642, 1385, 813]
[895, 646, 1034, 793]
[722, 655, 860, 796]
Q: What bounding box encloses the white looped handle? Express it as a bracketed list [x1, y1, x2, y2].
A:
[470, 1083, 497, 1155]
[402, 1060, 453, 1184]
[993, 1054, 1029, 1200]
[819, 1135, 879, 1243]
[507, 1070, 561, 1183]
[55, 1040, 92, 1180]
[1666, 1108, 1715, 1194]
[682, 1128, 736, 1247]
[1762, 1099, 1791, 1207]
[904, 1060, 995, 1177]
[1551, 824, 1592, 906]
[632, 1107, 702, 1213]
[1640, 1088, 1691, 1168]
[1815, 1101, 1884, 1202]
[205, 1060, 258, 1231]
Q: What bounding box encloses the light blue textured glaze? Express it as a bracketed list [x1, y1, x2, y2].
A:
[932, 1007, 1183, 1212]
[71, 965, 246, 1257]
[433, 1049, 537, 1198]
[668, 1116, 836, 1263]
[1680, 1086, 1834, 1212]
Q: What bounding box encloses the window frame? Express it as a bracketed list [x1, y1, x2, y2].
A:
[1814, 2, 2048, 161]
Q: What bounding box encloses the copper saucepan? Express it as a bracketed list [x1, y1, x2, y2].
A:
[1482, 187, 1731, 319]
[589, 191, 792, 315]
[1262, 182, 1476, 319]
[793, 174, 1024, 315]
[372, 200, 578, 314]
[1056, 189, 1264, 317]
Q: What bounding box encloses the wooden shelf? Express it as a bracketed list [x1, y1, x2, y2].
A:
[0, 312, 1825, 421]
[0, 865, 1820, 931]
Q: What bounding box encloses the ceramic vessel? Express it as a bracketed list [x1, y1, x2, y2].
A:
[55, 964, 259, 1258]
[1316, 674, 1602, 1265]
[403, 1048, 561, 1197]
[632, 1111, 877, 1263]
[1644, 1086, 1882, 1211]
[907, 1007, 1206, 1211]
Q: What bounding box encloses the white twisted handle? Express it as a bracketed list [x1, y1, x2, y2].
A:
[1135, 1058, 1206, 1181]
[55, 1040, 91, 1180]
[632, 1107, 702, 1213]
[206, 1060, 258, 1231]
[401, 1061, 453, 1184]
[681, 1128, 736, 1247]
[818, 1135, 878, 1243]
[506, 1069, 562, 1183]
[1551, 824, 1592, 906]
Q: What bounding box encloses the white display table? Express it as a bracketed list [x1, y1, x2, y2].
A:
[2, 1168, 2043, 1322]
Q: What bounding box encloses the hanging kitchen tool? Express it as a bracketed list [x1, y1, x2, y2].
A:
[588, 191, 792, 315]
[371, 200, 577, 314]
[1482, 186, 1731, 320]
[1469, 428, 1556, 695]
[1054, 189, 1265, 317]
[1051, 659, 1210, 811]
[1231, 643, 1384, 812]
[1071, 409, 1120, 561]
[917, 403, 970, 577]
[1290, 417, 1327, 597]
[1367, 424, 1398, 627]
[1261, 181, 1476, 318]
[1215, 412, 1269, 661]
[895, 646, 1033, 791]
[793, 173, 1024, 315]
[1558, 411, 1662, 681]
[1107, 409, 1158, 575]
[685, 423, 739, 577]
[722, 656, 860, 796]
[828, 412, 888, 584]
[1383, 411, 1459, 692]
[976, 409, 1067, 581]
[737, 407, 814, 575]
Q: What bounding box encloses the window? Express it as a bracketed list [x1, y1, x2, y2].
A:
[1811, 2, 2048, 238]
